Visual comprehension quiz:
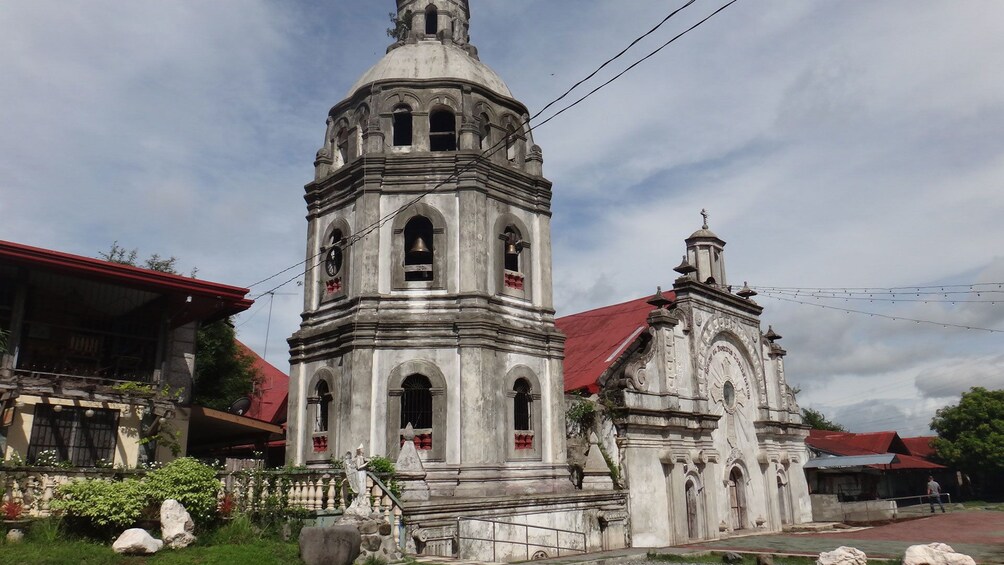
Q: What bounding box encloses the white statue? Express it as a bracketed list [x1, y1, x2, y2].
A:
[343, 444, 371, 517]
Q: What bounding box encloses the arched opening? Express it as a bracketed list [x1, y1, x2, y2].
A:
[685, 480, 700, 540]
[777, 475, 791, 525]
[479, 113, 491, 151]
[513, 378, 533, 450]
[505, 124, 518, 162]
[728, 467, 747, 530]
[336, 129, 349, 165]
[393, 105, 413, 147]
[503, 227, 521, 273]
[401, 374, 433, 450]
[403, 216, 434, 282]
[322, 229, 345, 299]
[425, 5, 438, 35]
[315, 381, 330, 433]
[429, 109, 457, 151]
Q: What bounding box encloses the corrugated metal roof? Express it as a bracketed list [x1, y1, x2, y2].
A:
[804, 454, 898, 469]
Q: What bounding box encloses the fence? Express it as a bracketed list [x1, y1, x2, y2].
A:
[457, 517, 587, 562]
[1, 465, 403, 535]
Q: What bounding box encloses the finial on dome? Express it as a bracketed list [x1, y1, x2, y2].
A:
[394, 0, 471, 45]
[700, 208, 709, 230]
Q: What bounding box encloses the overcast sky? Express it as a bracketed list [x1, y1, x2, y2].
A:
[3, 1, 1003, 437]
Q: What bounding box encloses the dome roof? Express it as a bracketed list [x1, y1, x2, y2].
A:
[688, 227, 721, 239]
[349, 41, 512, 98]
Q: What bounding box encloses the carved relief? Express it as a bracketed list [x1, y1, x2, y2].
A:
[621, 329, 657, 391]
[696, 314, 764, 403]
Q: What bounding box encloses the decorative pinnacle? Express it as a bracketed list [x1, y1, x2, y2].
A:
[700, 208, 709, 230]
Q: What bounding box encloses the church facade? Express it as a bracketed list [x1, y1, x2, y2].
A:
[558, 217, 813, 546]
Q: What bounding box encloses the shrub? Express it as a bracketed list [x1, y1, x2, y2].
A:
[145, 457, 220, 524]
[2, 498, 23, 520]
[52, 477, 149, 532]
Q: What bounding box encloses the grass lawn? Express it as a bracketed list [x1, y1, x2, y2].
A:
[0, 538, 301, 565]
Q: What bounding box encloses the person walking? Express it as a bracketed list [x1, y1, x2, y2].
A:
[927, 475, 946, 513]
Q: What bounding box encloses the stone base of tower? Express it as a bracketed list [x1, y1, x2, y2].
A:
[401, 490, 628, 561]
[424, 463, 575, 498]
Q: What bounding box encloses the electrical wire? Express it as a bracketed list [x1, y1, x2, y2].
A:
[245, 0, 735, 295]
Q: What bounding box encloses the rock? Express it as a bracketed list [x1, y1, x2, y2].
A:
[6, 529, 24, 544]
[378, 522, 392, 536]
[299, 525, 362, 565]
[359, 520, 380, 535]
[816, 546, 867, 565]
[722, 552, 744, 563]
[160, 499, 196, 549]
[757, 554, 775, 565]
[362, 534, 383, 552]
[903, 543, 976, 565]
[113, 529, 164, 555]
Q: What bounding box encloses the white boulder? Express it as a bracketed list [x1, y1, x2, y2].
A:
[160, 499, 197, 549]
[817, 546, 867, 565]
[112, 528, 164, 555]
[903, 542, 976, 565]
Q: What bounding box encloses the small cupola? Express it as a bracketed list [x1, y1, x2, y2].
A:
[395, 0, 470, 44]
[684, 209, 728, 287]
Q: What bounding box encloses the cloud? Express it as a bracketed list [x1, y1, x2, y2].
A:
[915, 354, 1004, 400]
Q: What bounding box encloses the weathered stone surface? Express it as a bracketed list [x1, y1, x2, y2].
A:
[378, 522, 392, 536]
[722, 552, 744, 563]
[903, 543, 976, 565]
[359, 521, 380, 535]
[816, 546, 867, 565]
[756, 554, 775, 565]
[299, 525, 361, 565]
[113, 529, 164, 555]
[160, 499, 196, 549]
[6, 529, 24, 543]
[362, 534, 382, 552]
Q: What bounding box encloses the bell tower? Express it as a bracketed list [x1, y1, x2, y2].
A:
[288, 0, 569, 497]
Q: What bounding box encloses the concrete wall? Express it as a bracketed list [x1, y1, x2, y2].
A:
[810, 494, 897, 522]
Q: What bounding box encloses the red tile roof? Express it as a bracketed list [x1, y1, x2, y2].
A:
[238, 341, 289, 425]
[557, 292, 674, 393]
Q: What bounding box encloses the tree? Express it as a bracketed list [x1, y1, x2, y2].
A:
[192, 319, 260, 411]
[98, 243, 256, 409]
[802, 407, 847, 431]
[931, 387, 1004, 497]
[386, 10, 412, 40]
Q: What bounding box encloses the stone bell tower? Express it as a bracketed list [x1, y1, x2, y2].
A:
[287, 0, 568, 497]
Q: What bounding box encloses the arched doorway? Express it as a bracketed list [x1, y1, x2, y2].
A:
[728, 467, 746, 530]
[777, 475, 791, 525]
[685, 479, 701, 540]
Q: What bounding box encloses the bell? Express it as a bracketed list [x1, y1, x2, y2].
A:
[408, 236, 431, 256]
[505, 240, 520, 256]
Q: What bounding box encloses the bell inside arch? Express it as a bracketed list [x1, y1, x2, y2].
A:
[408, 235, 431, 259]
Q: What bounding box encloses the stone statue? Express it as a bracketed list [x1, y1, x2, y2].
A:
[343, 445, 371, 518]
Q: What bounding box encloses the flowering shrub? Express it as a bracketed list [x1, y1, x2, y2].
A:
[145, 457, 221, 523]
[1, 499, 23, 520]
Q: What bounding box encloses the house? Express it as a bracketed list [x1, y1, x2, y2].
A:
[804, 430, 947, 503]
[0, 240, 253, 467]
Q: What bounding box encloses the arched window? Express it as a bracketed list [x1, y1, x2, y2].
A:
[321, 228, 346, 300]
[425, 5, 438, 36]
[336, 129, 349, 165]
[404, 216, 434, 282]
[513, 378, 532, 432]
[401, 374, 433, 450]
[393, 105, 413, 147]
[505, 124, 518, 162]
[314, 381, 330, 433]
[502, 227, 521, 273]
[497, 219, 530, 299]
[506, 368, 542, 460]
[429, 109, 457, 152]
[479, 113, 491, 151]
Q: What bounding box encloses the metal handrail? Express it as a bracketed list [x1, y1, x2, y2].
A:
[457, 517, 587, 562]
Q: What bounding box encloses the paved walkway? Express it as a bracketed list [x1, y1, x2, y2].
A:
[678, 510, 1004, 563]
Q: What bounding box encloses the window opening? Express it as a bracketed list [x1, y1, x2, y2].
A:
[315, 381, 330, 433]
[323, 229, 344, 296]
[425, 5, 438, 35]
[513, 378, 533, 450]
[479, 114, 491, 151]
[27, 405, 118, 467]
[404, 216, 434, 282]
[393, 106, 413, 147]
[401, 374, 433, 450]
[429, 110, 457, 152]
[336, 130, 349, 164]
[501, 227, 525, 291]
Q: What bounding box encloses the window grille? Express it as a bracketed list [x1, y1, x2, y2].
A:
[27, 405, 118, 467]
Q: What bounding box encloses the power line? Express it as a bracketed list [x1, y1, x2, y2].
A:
[758, 293, 1004, 333]
[759, 289, 1004, 304]
[752, 283, 1004, 293]
[245, 0, 735, 295]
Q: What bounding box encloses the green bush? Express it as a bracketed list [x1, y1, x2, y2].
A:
[52, 477, 149, 531]
[145, 457, 221, 523]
